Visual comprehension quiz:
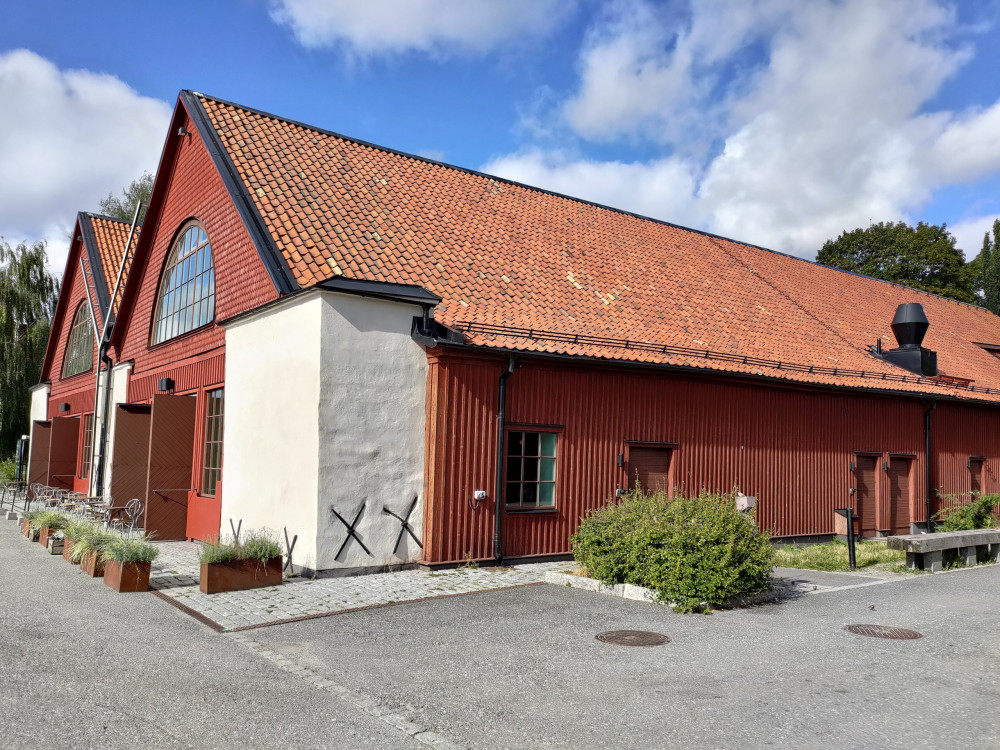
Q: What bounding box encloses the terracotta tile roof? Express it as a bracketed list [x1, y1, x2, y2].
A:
[81, 213, 139, 318]
[192, 93, 1000, 403]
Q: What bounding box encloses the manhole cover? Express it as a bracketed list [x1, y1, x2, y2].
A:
[595, 630, 670, 647]
[844, 624, 923, 640]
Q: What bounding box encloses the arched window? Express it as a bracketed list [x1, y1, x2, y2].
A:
[62, 302, 93, 377]
[151, 223, 216, 345]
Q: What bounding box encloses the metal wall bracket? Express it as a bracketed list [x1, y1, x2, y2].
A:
[383, 496, 423, 554]
[331, 504, 372, 559]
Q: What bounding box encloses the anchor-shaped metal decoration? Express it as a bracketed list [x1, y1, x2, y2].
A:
[383, 496, 422, 554]
[283, 527, 298, 572]
[331, 503, 372, 559]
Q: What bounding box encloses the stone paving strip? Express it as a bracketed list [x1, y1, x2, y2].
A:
[148, 541, 565, 631]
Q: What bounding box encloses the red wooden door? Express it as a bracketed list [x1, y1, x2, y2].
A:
[970, 459, 983, 494]
[855, 455, 878, 538]
[47, 416, 80, 490]
[28, 421, 51, 494]
[145, 395, 197, 541]
[110, 404, 152, 511]
[888, 458, 912, 535]
[628, 446, 672, 493]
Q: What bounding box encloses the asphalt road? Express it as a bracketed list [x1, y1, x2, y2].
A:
[251, 565, 1000, 750]
[0, 520, 421, 750]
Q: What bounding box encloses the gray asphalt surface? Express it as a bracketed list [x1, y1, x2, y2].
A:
[253, 566, 1000, 750]
[0, 521, 421, 750]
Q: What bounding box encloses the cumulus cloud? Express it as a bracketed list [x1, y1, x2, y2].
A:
[270, 0, 576, 56]
[0, 50, 170, 271]
[950, 214, 1000, 260]
[497, 0, 1000, 258]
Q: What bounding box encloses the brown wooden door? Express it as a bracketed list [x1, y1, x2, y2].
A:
[970, 459, 983, 494]
[28, 421, 51, 494]
[47, 416, 80, 490]
[145, 395, 197, 541]
[855, 455, 878, 538]
[110, 404, 152, 510]
[888, 458, 912, 535]
[628, 447, 672, 493]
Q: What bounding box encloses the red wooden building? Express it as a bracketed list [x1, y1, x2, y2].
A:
[30, 90, 1000, 572]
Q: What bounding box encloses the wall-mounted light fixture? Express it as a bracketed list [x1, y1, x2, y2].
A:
[157, 377, 175, 393]
[177, 126, 191, 138]
[616, 453, 624, 468]
[59, 403, 70, 412]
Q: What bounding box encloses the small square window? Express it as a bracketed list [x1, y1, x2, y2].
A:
[505, 430, 557, 509]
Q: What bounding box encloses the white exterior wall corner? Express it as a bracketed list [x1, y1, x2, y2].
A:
[221, 294, 323, 571]
[101, 362, 133, 497]
[29, 383, 50, 422]
[314, 292, 427, 571]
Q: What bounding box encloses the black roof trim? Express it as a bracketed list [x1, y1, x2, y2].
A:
[315, 276, 442, 306]
[187, 91, 991, 313]
[181, 91, 298, 295]
[77, 213, 112, 316]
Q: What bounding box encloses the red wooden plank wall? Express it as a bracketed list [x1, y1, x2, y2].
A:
[424, 351, 1000, 563]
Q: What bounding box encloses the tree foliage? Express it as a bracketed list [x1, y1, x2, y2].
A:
[98, 172, 153, 223]
[817, 221, 976, 304]
[972, 219, 1000, 315]
[0, 240, 59, 455]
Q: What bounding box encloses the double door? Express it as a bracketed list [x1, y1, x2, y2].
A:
[853, 453, 913, 536]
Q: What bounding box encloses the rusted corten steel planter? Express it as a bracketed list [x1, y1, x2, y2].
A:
[104, 561, 151, 593]
[62, 537, 75, 563]
[200, 557, 282, 594]
[38, 527, 58, 549]
[22, 521, 38, 541]
[79, 549, 105, 578]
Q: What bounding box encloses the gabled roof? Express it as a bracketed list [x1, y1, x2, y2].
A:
[40, 212, 138, 383]
[177, 91, 1000, 403]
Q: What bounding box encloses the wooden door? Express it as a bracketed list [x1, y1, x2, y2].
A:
[47, 416, 80, 490]
[628, 446, 672, 493]
[145, 395, 197, 541]
[27, 421, 51, 494]
[855, 455, 878, 538]
[110, 404, 152, 510]
[888, 457, 912, 535]
[970, 459, 983, 494]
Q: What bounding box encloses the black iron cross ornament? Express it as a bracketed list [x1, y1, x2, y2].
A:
[383, 496, 423, 554]
[331, 504, 372, 559]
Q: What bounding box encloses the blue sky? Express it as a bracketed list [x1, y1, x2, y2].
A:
[2, 0, 1000, 273]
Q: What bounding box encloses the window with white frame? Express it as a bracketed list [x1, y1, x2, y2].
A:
[62, 302, 93, 377]
[151, 223, 215, 345]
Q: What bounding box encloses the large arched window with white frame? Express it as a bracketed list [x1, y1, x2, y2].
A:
[62, 302, 93, 377]
[151, 222, 216, 345]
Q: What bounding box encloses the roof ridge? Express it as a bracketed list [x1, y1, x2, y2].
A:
[189, 90, 993, 316]
[80, 211, 140, 227]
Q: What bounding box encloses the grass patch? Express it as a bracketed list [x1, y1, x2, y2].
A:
[100, 535, 159, 564]
[199, 528, 282, 565]
[774, 539, 904, 571]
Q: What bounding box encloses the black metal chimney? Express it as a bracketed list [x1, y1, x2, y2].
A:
[890, 303, 929, 349]
[882, 303, 937, 376]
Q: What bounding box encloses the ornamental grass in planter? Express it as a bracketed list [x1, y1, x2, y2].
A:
[71, 526, 121, 577]
[21, 510, 43, 541]
[199, 528, 283, 594]
[101, 536, 159, 593]
[36, 511, 70, 550]
[62, 519, 95, 563]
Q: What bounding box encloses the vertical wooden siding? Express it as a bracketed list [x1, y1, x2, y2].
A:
[424, 352, 998, 563]
[930, 402, 1000, 511]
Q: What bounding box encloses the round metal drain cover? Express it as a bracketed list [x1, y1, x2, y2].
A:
[596, 630, 670, 647]
[844, 624, 923, 640]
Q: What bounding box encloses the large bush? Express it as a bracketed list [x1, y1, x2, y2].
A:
[571, 489, 774, 612]
[934, 493, 999, 532]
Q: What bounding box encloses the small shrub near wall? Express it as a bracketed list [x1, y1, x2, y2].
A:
[933, 493, 1000, 532]
[571, 489, 775, 613]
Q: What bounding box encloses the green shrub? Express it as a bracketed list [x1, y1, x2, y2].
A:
[934, 493, 999, 532]
[70, 526, 121, 564]
[199, 528, 282, 565]
[0, 455, 16, 482]
[100, 536, 159, 564]
[571, 489, 774, 613]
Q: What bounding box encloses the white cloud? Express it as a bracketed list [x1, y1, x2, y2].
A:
[270, 0, 576, 56]
[504, 0, 1000, 258]
[0, 50, 170, 272]
[483, 150, 699, 224]
[950, 214, 1000, 260]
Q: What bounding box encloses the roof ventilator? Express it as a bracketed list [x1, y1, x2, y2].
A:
[873, 303, 937, 376]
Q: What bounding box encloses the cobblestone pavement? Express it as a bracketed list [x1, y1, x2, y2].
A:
[149, 541, 566, 631]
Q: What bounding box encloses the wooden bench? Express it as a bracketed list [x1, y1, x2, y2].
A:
[887, 529, 1000, 572]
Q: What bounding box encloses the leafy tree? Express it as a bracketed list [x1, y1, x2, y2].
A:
[98, 172, 153, 223]
[817, 221, 976, 304]
[0, 240, 59, 455]
[972, 219, 1000, 315]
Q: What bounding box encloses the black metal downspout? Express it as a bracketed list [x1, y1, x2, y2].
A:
[93, 344, 114, 497]
[493, 358, 515, 564]
[924, 399, 937, 533]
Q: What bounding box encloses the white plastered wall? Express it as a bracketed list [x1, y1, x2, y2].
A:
[221, 289, 428, 574]
[221, 293, 323, 571]
[100, 362, 132, 498]
[314, 293, 427, 571]
[27, 383, 50, 484]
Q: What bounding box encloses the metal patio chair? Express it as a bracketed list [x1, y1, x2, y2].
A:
[109, 498, 145, 538]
